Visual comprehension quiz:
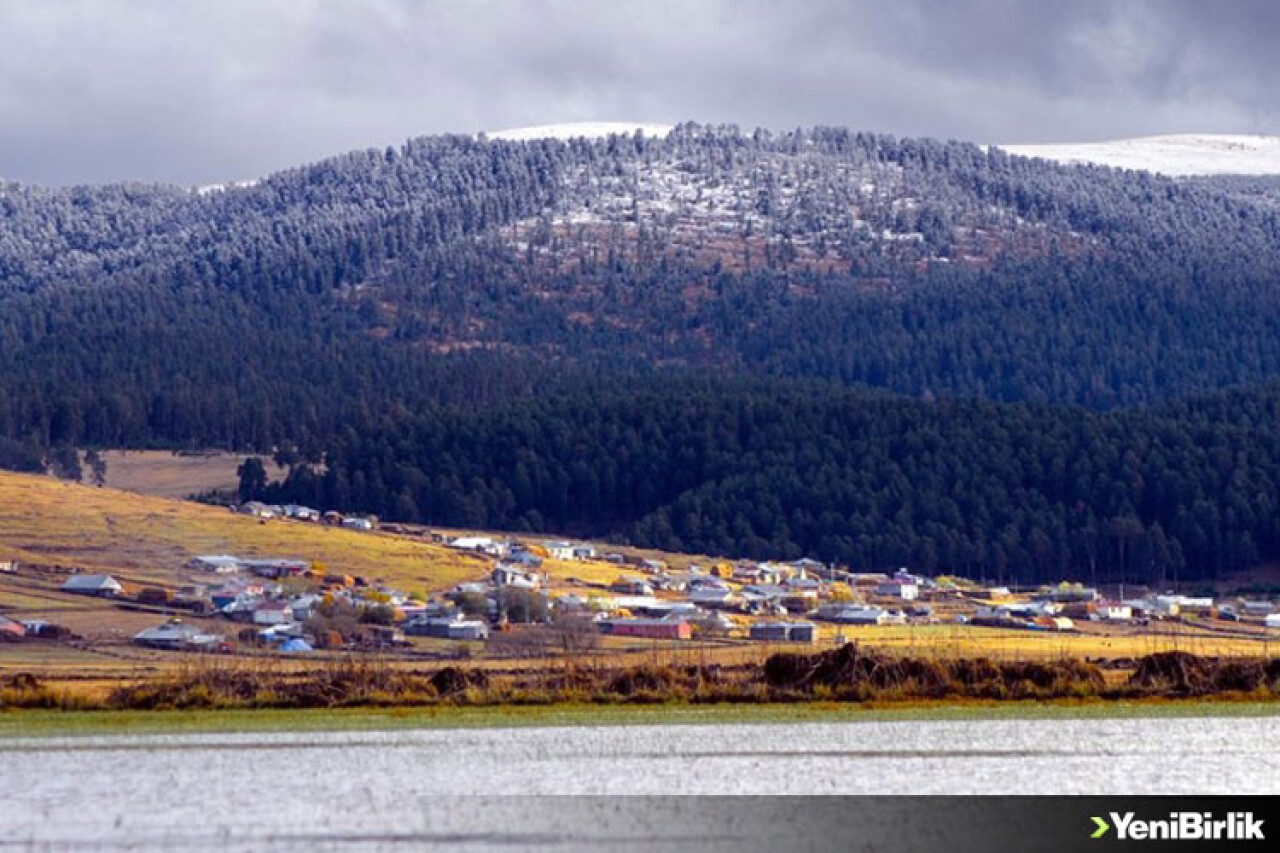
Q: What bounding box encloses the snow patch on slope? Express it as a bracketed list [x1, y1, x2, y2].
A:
[487, 122, 675, 142]
[194, 179, 259, 196]
[998, 134, 1280, 177]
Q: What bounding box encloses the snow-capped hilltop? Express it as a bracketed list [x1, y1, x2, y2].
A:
[486, 122, 675, 142]
[998, 134, 1280, 177]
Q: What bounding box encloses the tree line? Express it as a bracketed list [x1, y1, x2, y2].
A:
[243, 376, 1280, 586]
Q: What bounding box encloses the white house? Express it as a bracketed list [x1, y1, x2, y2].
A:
[545, 541, 578, 560]
[1265, 613, 1280, 629]
[1098, 604, 1133, 621]
[252, 601, 294, 626]
[0, 559, 17, 574]
[61, 574, 124, 597]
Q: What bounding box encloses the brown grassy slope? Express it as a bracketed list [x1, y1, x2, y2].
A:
[0, 470, 489, 592]
[86, 450, 261, 499]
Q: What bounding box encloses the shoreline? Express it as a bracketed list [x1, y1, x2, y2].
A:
[5, 696, 1280, 738]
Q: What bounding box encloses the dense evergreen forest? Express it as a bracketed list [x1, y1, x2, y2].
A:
[251, 377, 1280, 586]
[4, 124, 1280, 580]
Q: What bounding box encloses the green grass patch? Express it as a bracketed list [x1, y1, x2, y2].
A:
[4, 698, 1280, 738]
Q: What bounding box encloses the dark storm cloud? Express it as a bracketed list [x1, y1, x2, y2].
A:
[0, 0, 1276, 185]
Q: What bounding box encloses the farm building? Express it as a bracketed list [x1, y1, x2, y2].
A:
[544, 541, 577, 560]
[749, 622, 819, 643]
[190, 555, 242, 573]
[252, 601, 294, 626]
[602, 618, 692, 640]
[450, 536, 500, 554]
[242, 558, 309, 578]
[60, 574, 124, 597]
[133, 620, 223, 651]
[818, 604, 903, 625]
[0, 559, 17, 574]
[541, 541, 597, 560]
[690, 587, 737, 609]
[403, 616, 491, 640]
[1266, 614, 1280, 629]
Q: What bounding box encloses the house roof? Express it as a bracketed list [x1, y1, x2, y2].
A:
[134, 620, 221, 644]
[255, 601, 292, 611]
[61, 574, 122, 592]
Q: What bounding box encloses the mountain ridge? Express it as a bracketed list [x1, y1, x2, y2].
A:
[3, 122, 1280, 450]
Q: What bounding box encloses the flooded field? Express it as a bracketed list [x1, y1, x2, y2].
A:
[3, 714, 1279, 850]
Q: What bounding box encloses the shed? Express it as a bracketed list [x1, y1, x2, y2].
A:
[603, 618, 691, 640]
[749, 622, 791, 642]
[252, 601, 294, 625]
[190, 555, 242, 573]
[787, 622, 819, 643]
[61, 574, 124, 597]
[133, 619, 223, 651]
[749, 621, 819, 643]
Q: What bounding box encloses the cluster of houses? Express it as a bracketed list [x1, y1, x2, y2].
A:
[46, 556, 422, 652]
[14, 537, 1280, 655]
[439, 540, 1280, 642]
[435, 541, 941, 642]
[234, 502, 377, 531]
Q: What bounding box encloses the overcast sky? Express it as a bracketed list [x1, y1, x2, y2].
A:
[1, 0, 1277, 185]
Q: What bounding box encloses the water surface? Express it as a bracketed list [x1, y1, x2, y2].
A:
[2, 715, 1277, 850]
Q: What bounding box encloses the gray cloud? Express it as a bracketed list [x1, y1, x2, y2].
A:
[0, 0, 1276, 185]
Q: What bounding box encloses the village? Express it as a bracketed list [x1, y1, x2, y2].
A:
[4, 499, 1280, 665]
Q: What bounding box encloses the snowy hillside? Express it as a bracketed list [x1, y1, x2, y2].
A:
[487, 121, 674, 141]
[998, 134, 1280, 177]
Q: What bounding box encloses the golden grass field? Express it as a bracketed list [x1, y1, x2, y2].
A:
[4, 467, 1280, 698]
[0, 470, 489, 593]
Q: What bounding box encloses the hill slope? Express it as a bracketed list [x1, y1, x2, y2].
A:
[3, 123, 1280, 449]
[999, 134, 1280, 176]
[0, 470, 487, 592]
